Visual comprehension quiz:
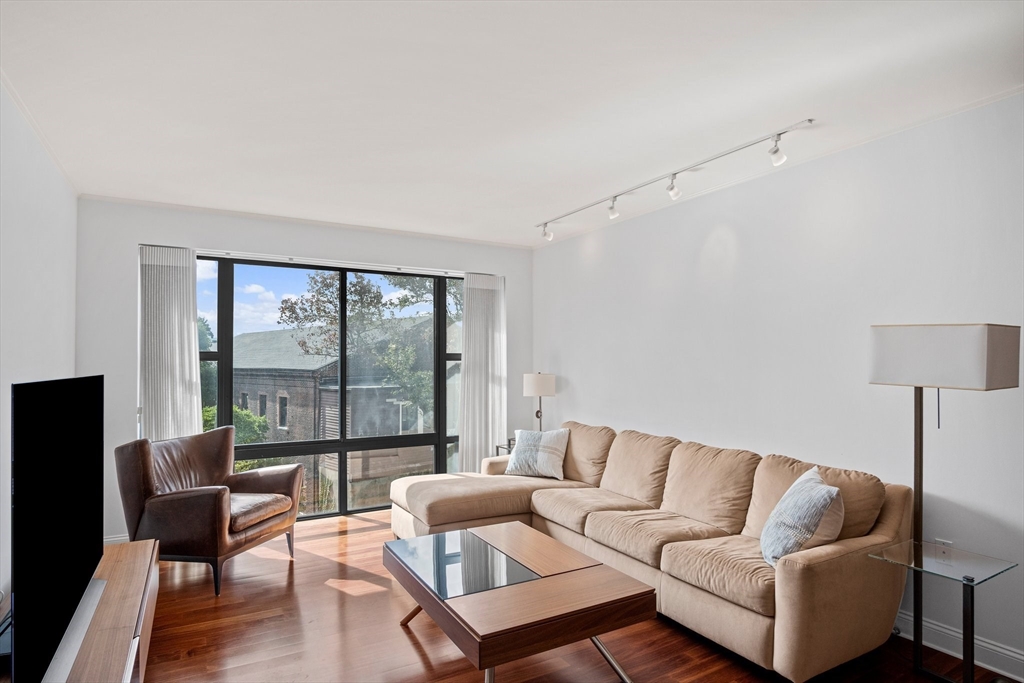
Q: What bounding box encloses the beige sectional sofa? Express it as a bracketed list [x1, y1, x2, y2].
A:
[389, 421, 912, 683]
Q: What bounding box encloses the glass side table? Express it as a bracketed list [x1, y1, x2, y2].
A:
[870, 540, 1018, 683]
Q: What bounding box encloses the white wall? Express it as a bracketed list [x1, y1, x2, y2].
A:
[75, 199, 534, 542]
[534, 95, 1024, 676]
[0, 84, 79, 594]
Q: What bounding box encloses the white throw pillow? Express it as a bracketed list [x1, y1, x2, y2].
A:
[504, 429, 570, 480]
[760, 466, 845, 567]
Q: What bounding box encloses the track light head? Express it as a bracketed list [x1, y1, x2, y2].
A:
[541, 224, 554, 241]
[667, 174, 682, 201]
[769, 135, 787, 167]
[608, 198, 620, 220]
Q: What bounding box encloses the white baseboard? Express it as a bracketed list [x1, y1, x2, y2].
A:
[895, 609, 1024, 681]
[103, 534, 130, 545]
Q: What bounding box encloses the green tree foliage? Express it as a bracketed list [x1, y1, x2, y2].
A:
[278, 272, 464, 431]
[202, 405, 216, 432]
[198, 317, 215, 352]
[202, 405, 269, 444]
[198, 317, 218, 409]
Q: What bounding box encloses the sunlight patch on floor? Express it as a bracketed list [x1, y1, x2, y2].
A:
[326, 578, 389, 596]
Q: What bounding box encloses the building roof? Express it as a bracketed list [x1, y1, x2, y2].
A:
[233, 317, 432, 373]
[233, 329, 336, 371]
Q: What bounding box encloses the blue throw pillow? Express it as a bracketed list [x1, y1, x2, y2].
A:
[504, 428, 570, 480]
[760, 466, 844, 567]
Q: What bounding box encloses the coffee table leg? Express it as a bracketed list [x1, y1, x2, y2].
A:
[484, 667, 495, 683]
[399, 605, 422, 626]
[591, 636, 633, 683]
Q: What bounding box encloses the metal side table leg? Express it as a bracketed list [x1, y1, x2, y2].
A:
[591, 636, 633, 683]
[484, 667, 494, 683]
[963, 581, 974, 683]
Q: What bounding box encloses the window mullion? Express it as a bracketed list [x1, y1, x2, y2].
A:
[434, 276, 446, 474]
[216, 258, 234, 428]
[339, 268, 349, 514]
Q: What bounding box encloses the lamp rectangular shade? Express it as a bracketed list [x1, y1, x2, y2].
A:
[869, 324, 1020, 390]
[523, 373, 556, 397]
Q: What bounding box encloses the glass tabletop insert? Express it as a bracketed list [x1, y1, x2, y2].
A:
[870, 540, 1018, 585]
[385, 529, 541, 600]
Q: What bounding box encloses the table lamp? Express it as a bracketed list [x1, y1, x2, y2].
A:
[523, 373, 556, 431]
[869, 323, 1020, 676]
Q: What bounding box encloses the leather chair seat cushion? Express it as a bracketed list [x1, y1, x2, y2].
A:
[584, 509, 729, 568]
[390, 473, 590, 527]
[230, 493, 293, 532]
[661, 535, 776, 617]
[531, 487, 651, 534]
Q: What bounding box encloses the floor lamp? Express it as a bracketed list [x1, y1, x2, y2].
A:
[523, 373, 556, 430]
[869, 323, 1020, 680]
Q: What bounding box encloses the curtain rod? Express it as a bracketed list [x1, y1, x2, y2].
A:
[535, 118, 815, 229]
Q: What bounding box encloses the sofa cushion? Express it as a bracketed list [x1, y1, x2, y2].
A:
[661, 535, 776, 616]
[531, 487, 651, 534]
[561, 421, 617, 486]
[661, 442, 761, 534]
[599, 430, 681, 508]
[390, 473, 589, 527]
[230, 493, 292, 533]
[741, 455, 886, 540]
[584, 509, 729, 567]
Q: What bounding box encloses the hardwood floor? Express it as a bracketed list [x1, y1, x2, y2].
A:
[142, 511, 1005, 683]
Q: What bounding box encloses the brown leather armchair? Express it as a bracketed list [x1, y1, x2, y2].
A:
[114, 426, 304, 595]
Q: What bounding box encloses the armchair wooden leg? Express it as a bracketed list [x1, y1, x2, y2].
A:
[212, 558, 226, 596]
[286, 525, 295, 559]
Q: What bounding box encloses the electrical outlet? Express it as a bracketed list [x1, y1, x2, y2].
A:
[935, 538, 954, 564]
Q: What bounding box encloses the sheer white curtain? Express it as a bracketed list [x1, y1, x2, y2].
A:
[139, 246, 203, 441]
[457, 273, 507, 473]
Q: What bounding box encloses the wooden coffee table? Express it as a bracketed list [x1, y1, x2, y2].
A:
[383, 521, 656, 682]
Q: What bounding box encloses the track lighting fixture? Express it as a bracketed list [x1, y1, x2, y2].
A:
[533, 118, 812, 239]
[608, 197, 620, 220]
[666, 174, 682, 201]
[768, 134, 787, 167]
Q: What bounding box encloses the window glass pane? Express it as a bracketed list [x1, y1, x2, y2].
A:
[200, 360, 218, 431]
[233, 454, 339, 516]
[446, 360, 460, 437]
[446, 441, 459, 474]
[196, 259, 218, 351]
[346, 272, 434, 438]
[446, 279, 463, 354]
[347, 445, 434, 510]
[233, 264, 340, 444]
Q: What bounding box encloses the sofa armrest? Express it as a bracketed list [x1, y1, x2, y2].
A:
[773, 533, 907, 683]
[480, 455, 510, 475]
[226, 464, 304, 500]
[137, 486, 231, 558]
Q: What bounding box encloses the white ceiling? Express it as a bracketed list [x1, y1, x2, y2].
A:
[1, 1, 1021, 247]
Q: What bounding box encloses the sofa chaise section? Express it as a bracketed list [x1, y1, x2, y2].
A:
[390, 472, 589, 538]
[391, 421, 620, 539]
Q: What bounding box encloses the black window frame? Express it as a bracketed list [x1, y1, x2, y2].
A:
[198, 255, 462, 519]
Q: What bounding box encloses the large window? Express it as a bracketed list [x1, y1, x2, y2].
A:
[197, 256, 462, 517]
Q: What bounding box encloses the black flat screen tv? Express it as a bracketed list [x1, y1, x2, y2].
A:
[10, 375, 104, 683]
